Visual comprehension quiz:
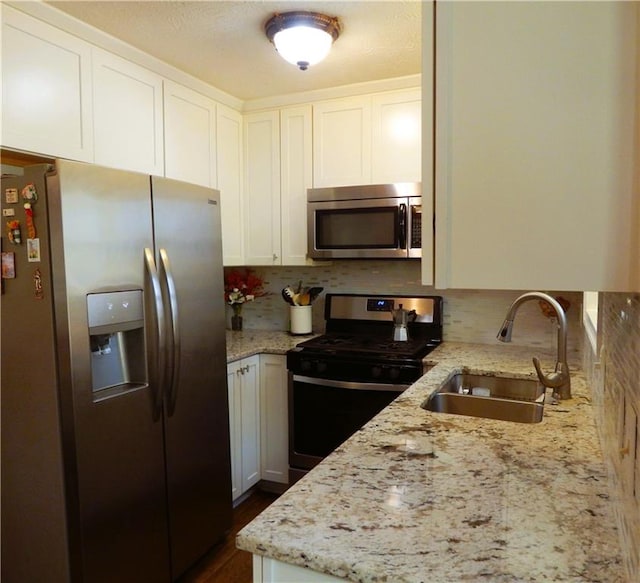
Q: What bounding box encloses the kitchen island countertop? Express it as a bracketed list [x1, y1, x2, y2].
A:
[236, 341, 624, 582]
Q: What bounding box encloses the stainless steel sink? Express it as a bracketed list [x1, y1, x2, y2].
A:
[423, 373, 545, 423]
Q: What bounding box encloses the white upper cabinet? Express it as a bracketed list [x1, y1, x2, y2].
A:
[434, 2, 639, 291]
[217, 104, 244, 266]
[420, 3, 435, 286]
[163, 81, 217, 188]
[313, 96, 372, 187]
[92, 49, 164, 175]
[280, 106, 314, 265]
[1, 5, 93, 161]
[371, 89, 422, 184]
[243, 106, 313, 266]
[244, 111, 281, 265]
[313, 90, 422, 188]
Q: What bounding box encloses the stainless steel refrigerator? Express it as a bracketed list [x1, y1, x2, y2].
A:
[1, 160, 232, 582]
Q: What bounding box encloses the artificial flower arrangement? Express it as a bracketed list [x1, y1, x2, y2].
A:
[224, 269, 267, 324]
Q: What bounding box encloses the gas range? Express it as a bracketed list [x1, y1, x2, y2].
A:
[287, 294, 443, 384]
[287, 294, 443, 483]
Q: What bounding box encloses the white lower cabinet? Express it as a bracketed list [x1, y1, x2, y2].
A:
[227, 356, 260, 501]
[259, 354, 289, 484]
[253, 556, 345, 583]
[228, 354, 289, 501]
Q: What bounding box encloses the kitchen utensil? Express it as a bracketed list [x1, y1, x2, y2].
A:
[298, 292, 311, 306]
[282, 288, 295, 305]
[308, 287, 324, 303]
[282, 286, 296, 305]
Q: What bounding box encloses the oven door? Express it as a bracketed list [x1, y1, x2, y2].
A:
[288, 374, 407, 482]
[307, 197, 410, 259]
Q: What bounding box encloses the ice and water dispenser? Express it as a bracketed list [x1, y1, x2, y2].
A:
[87, 290, 147, 401]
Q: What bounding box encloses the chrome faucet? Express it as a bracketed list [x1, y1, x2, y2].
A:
[497, 292, 571, 400]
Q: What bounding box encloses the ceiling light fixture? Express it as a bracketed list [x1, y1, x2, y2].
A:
[265, 11, 341, 71]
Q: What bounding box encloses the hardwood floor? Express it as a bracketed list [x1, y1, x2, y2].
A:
[179, 490, 279, 583]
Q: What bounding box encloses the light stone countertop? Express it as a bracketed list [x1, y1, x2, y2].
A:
[225, 329, 316, 362]
[236, 341, 624, 583]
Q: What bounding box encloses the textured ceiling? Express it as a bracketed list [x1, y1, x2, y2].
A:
[48, 1, 422, 102]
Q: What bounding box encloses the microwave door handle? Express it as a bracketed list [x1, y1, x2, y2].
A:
[399, 203, 407, 249]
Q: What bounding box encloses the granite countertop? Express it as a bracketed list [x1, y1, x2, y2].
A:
[225, 329, 316, 362]
[236, 341, 624, 583]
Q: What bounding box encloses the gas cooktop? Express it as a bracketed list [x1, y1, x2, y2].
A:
[295, 333, 440, 360]
[288, 294, 443, 374]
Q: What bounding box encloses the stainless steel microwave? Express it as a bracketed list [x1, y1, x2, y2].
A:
[307, 183, 422, 260]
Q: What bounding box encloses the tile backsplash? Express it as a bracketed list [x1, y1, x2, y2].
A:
[584, 293, 640, 581]
[225, 261, 583, 359]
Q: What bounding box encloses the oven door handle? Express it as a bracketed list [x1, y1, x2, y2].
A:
[292, 375, 409, 393]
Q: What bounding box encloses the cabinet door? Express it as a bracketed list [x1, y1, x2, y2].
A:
[313, 96, 372, 187]
[228, 356, 261, 500]
[92, 49, 164, 175]
[243, 111, 281, 265]
[280, 106, 313, 266]
[240, 356, 261, 492]
[1, 5, 93, 161]
[421, 4, 435, 286]
[257, 557, 346, 582]
[371, 89, 422, 184]
[435, 2, 638, 291]
[259, 354, 289, 485]
[164, 81, 217, 187]
[227, 362, 242, 501]
[217, 104, 244, 266]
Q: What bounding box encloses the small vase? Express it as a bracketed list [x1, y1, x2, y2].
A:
[231, 314, 243, 331]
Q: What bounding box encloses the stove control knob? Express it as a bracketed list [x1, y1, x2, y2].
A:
[371, 366, 382, 378]
[316, 361, 328, 374]
[389, 367, 401, 381]
[300, 359, 312, 372]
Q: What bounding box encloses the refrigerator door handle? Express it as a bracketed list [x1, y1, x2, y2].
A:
[144, 248, 166, 421]
[159, 249, 181, 417]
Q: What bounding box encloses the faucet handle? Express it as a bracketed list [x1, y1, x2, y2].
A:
[532, 357, 566, 389]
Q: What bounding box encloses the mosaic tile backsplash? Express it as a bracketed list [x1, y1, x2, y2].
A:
[583, 293, 640, 581]
[224, 261, 583, 359]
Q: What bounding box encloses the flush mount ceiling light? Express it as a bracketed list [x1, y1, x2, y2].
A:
[265, 11, 341, 71]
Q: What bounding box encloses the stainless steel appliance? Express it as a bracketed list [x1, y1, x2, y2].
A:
[287, 294, 442, 482]
[307, 183, 422, 259]
[1, 161, 231, 582]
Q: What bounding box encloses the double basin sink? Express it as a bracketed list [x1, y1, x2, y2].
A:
[423, 373, 545, 424]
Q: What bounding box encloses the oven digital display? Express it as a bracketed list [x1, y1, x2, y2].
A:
[367, 298, 394, 312]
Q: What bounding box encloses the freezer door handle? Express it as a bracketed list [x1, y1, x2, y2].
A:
[159, 248, 181, 416]
[144, 248, 166, 421]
